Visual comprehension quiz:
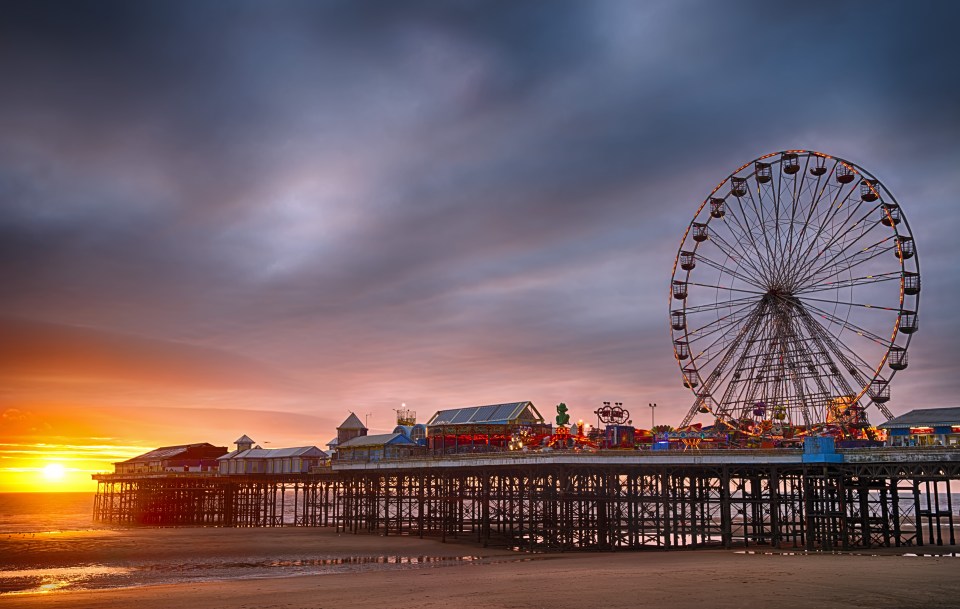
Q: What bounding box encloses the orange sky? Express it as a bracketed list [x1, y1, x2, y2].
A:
[0, 402, 343, 492]
[0, 317, 345, 492]
[0, 314, 664, 493]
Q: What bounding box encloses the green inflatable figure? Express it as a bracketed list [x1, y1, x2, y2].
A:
[555, 402, 570, 427]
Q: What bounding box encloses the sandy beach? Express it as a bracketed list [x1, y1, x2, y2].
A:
[2, 527, 959, 609]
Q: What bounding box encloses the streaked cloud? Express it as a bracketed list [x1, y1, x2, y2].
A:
[1, 1, 959, 490]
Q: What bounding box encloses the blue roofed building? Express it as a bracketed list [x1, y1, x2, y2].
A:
[334, 432, 420, 462]
[393, 423, 427, 444]
[878, 407, 960, 447]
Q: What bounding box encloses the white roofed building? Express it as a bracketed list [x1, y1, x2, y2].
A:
[217, 435, 328, 474]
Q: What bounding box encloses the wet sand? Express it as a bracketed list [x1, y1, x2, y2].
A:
[2, 528, 959, 609]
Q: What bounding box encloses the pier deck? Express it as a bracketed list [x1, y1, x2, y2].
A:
[94, 448, 960, 552]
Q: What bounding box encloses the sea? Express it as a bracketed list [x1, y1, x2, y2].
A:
[0, 492, 101, 535]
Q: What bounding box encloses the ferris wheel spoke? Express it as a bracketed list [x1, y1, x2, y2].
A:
[791, 158, 838, 254]
[708, 325, 773, 423]
[686, 300, 759, 340]
[688, 308, 761, 363]
[704, 229, 771, 280]
[752, 179, 778, 265]
[695, 254, 767, 289]
[800, 237, 896, 291]
[742, 187, 779, 278]
[684, 309, 764, 372]
[783, 184, 822, 286]
[780, 163, 811, 281]
[725, 197, 776, 280]
[775, 164, 810, 285]
[795, 272, 901, 295]
[791, 306, 875, 378]
[782, 315, 835, 426]
[680, 303, 767, 427]
[786, 183, 847, 269]
[687, 317, 753, 353]
[686, 282, 767, 296]
[797, 206, 887, 279]
[792, 320, 868, 413]
[782, 166, 835, 287]
[816, 172, 865, 230]
[806, 308, 890, 349]
[794, 294, 902, 313]
[788, 178, 862, 279]
[690, 332, 746, 371]
[801, 233, 894, 285]
[797, 308, 878, 388]
[800, 300, 891, 346]
[683, 297, 761, 316]
[827, 203, 885, 247]
[792, 200, 883, 283]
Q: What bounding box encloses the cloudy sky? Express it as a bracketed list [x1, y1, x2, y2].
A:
[2, 0, 959, 489]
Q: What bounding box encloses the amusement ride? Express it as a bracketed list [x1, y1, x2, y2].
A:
[669, 150, 920, 444]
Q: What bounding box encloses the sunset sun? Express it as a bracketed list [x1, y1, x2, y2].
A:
[42, 463, 66, 482]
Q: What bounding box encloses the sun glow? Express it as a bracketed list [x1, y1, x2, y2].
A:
[42, 463, 66, 482]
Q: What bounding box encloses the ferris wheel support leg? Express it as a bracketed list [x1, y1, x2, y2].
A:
[875, 402, 894, 421]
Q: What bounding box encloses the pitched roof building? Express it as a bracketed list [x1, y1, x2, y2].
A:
[878, 407, 960, 446]
[335, 432, 419, 462]
[114, 443, 227, 474]
[427, 401, 544, 427]
[234, 435, 255, 451]
[426, 401, 548, 453]
[336, 412, 368, 446]
[217, 445, 328, 474]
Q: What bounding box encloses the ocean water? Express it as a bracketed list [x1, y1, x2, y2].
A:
[0, 493, 101, 534]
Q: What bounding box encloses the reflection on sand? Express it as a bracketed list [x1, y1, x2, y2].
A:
[0, 555, 485, 595]
[0, 565, 131, 595]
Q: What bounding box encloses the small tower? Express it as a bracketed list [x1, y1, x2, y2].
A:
[337, 412, 368, 445]
[395, 405, 416, 426]
[234, 435, 255, 452]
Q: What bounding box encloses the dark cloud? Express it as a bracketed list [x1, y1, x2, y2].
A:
[1, 0, 958, 435]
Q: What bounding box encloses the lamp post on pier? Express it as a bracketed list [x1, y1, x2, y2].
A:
[648, 403, 657, 429]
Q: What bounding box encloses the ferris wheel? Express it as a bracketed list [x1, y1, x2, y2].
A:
[671, 150, 920, 435]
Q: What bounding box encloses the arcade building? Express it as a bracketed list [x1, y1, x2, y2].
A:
[879, 407, 960, 447]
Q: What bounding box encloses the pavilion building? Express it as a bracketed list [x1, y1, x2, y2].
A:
[334, 432, 419, 462]
[879, 407, 960, 447]
[426, 401, 549, 454]
[114, 443, 227, 474]
[217, 435, 328, 474]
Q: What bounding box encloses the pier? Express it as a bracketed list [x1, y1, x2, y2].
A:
[93, 448, 959, 552]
